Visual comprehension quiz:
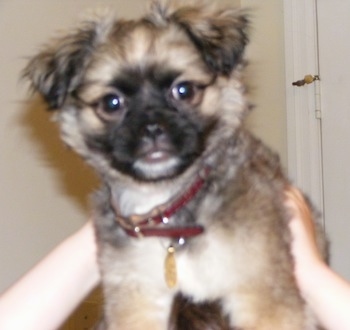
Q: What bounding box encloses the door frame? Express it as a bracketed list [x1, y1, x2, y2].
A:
[283, 0, 324, 219]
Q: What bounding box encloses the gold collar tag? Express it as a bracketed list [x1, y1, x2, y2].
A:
[164, 245, 177, 288]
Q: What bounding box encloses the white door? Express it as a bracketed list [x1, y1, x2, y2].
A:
[317, 0, 350, 280]
[285, 0, 350, 280]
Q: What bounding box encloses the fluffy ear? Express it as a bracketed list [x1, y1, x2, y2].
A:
[23, 17, 113, 110]
[151, 2, 249, 75]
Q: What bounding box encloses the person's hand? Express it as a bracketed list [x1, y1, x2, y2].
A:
[285, 186, 350, 330]
[0, 221, 100, 330]
[284, 186, 325, 290]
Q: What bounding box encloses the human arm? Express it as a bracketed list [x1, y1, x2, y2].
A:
[285, 186, 350, 330]
[0, 220, 100, 330]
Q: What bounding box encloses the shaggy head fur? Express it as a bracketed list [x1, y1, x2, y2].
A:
[24, 0, 249, 183]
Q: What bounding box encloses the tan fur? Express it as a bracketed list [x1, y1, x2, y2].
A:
[24, 1, 327, 329]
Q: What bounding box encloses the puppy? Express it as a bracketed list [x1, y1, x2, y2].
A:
[24, 1, 327, 329]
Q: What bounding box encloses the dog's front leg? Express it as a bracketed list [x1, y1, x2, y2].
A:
[102, 283, 174, 330]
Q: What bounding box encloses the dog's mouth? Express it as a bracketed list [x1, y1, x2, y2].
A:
[137, 141, 175, 163]
[133, 144, 181, 180]
[142, 149, 173, 163]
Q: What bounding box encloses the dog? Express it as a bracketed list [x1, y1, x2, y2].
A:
[23, 1, 327, 329]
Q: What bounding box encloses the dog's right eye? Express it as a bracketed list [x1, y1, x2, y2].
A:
[171, 82, 196, 102]
[96, 93, 125, 119]
[170, 81, 204, 106]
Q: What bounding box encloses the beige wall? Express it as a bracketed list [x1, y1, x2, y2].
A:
[241, 0, 287, 165]
[0, 0, 285, 292]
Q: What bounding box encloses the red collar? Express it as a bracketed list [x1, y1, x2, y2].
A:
[113, 167, 211, 239]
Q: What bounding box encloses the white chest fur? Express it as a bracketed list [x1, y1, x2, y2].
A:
[111, 183, 179, 217]
[176, 228, 248, 302]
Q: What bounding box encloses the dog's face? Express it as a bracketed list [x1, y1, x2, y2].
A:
[24, 1, 249, 182]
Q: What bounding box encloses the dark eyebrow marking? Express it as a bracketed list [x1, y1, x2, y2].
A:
[151, 68, 180, 88]
[111, 72, 142, 96]
[111, 66, 181, 96]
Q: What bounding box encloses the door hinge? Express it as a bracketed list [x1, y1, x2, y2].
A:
[314, 76, 322, 119]
[292, 74, 322, 119]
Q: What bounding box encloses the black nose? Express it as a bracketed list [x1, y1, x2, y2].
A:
[145, 124, 165, 139]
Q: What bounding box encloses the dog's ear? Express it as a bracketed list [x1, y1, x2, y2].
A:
[173, 6, 250, 75]
[23, 17, 113, 110]
[151, 2, 249, 75]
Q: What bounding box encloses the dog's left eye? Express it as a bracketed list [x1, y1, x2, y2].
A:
[102, 94, 124, 112]
[171, 82, 197, 102]
[96, 93, 125, 119]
